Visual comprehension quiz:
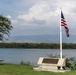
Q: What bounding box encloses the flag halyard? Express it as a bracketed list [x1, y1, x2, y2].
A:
[61, 11, 69, 37]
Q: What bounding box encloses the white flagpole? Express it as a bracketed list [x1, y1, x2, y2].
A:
[60, 10, 62, 59]
[60, 0, 63, 69]
[60, 0, 62, 59]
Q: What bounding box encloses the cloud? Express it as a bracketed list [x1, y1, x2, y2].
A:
[11, 20, 17, 24]
[6, 15, 17, 25]
[17, 1, 60, 26]
[7, 15, 12, 19]
[17, 0, 76, 26]
[2, 0, 76, 36]
[10, 0, 60, 36]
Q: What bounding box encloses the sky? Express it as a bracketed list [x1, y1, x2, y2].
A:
[0, 0, 76, 37]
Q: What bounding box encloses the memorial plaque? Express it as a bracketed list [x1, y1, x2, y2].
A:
[42, 58, 59, 64]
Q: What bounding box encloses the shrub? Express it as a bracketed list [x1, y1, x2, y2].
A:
[48, 54, 76, 70]
[20, 61, 26, 65]
[20, 61, 32, 66]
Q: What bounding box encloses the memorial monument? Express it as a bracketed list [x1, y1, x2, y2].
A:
[34, 0, 70, 72]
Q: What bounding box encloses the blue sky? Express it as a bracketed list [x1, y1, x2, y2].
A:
[0, 0, 76, 37]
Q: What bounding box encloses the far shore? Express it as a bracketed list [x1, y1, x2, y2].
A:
[0, 42, 76, 49]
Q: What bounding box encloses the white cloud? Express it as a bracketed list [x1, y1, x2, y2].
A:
[17, 1, 60, 25]
[7, 15, 12, 19]
[11, 20, 17, 24]
[6, 15, 17, 25]
[3, 0, 76, 36]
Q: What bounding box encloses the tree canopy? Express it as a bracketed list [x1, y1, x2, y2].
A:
[0, 15, 13, 41]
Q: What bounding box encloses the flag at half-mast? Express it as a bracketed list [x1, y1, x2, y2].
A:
[61, 11, 69, 37]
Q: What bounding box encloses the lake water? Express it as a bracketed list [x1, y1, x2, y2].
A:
[0, 48, 76, 65]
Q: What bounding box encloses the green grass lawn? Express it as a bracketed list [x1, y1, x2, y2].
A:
[0, 64, 76, 75]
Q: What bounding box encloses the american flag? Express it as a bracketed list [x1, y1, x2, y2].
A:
[61, 11, 69, 37]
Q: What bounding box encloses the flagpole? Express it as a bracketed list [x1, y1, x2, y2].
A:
[60, 0, 63, 70]
[60, 0, 62, 59]
[60, 0, 69, 70]
[60, 7, 62, 59]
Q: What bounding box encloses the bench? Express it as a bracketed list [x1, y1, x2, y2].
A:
[37, 57, 66, 70]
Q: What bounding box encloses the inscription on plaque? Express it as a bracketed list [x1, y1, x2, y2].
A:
[42, 58, 59, 64]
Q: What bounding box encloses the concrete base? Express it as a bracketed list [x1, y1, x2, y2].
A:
[33, 67, 70, 73]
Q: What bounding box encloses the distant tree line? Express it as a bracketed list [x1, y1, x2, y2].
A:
[0, 42, 76, 49]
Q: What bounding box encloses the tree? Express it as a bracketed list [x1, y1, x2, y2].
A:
[0, 15, 13, 41]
